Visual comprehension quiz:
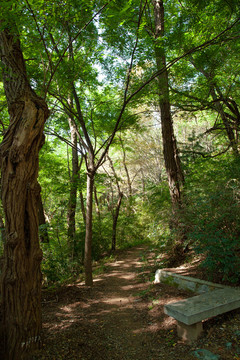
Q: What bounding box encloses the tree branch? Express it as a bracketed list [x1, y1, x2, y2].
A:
[45, 0, 113, 96]
[127, 17, 240, 104]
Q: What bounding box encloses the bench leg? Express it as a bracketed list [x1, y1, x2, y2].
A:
[177, 321, 203, 344]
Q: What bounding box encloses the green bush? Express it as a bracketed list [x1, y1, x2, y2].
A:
[193, 228, 240, 283]
[41, 236, 84, 286]
[183, 156, 240, 283]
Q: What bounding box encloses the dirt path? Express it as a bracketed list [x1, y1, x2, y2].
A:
[31, 246, 240, 360]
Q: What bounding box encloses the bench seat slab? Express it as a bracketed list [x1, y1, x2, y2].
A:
[164, 288, 240, 325]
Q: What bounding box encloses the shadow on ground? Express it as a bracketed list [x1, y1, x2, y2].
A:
[30, 246, 240, 360]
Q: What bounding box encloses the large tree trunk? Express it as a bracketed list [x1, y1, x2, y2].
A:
[152, 0, 184, 210]
[84, 170, 94, 286]
[0, 29, 49, 359]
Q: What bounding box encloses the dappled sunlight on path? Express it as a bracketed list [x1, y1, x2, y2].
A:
[32, 246, 195, 360]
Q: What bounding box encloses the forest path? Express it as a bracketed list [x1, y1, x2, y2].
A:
[32, 245, 235, 360]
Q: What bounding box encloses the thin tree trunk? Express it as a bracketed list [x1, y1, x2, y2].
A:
[84, 170, 94, 286]
[67, 118, 79, 256]
[152, 0, 184, 210]
[112, 192, 123, 251]
[0, 28, 49, 359]
[66, 34, 80, 253]
[94, 185, 103, 240]
[106, 154, 124, 250]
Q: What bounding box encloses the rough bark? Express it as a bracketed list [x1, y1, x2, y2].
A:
[0, 28, 49, 359]
[152, 0, 184, 209]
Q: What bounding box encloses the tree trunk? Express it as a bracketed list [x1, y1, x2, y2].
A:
[84, 170, 94, 286]
[112, 192, 123, 251]
[94, 185, 103, 240]
[106, 154, 124, 251]
[0, 28, 49, 359]
[120, 139, 132, 197]
[67, 119, 79, 256]
[152, 0, 184, 210]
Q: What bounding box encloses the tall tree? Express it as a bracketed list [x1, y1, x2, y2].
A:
[151, 0, 184, 210]
[45, 1, 149, 285]
[67, 109, 81, 256]
[0, 25, 49, 360]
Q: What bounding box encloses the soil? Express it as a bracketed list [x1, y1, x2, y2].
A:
[31, 245, 240, 360]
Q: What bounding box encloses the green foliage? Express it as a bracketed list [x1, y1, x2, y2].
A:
[117, 212, 145, 248]
[183, 156, 240, 283]
[1, 0, 239, 289]
[142, 181, 172, 243]
[41, 240, 83, 286]
[91, 213, 112, 258]
[194, 229, 240, 284]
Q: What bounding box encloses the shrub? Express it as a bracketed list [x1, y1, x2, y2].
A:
[183, 156, 240, 283]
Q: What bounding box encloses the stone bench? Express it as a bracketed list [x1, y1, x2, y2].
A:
[154, 269, 225, 293]
[164, 288, 240, 343]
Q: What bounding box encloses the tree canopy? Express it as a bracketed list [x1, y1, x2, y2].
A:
[0, 0, 240, 358]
